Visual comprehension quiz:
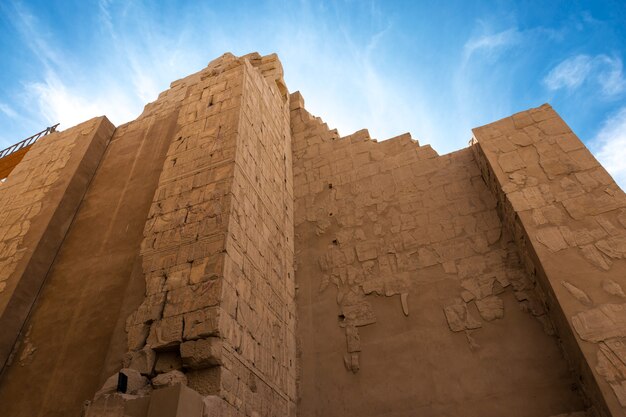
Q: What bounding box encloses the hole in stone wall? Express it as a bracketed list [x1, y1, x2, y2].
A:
[332, 239, 338, 245]
[328, 183, 333, 189]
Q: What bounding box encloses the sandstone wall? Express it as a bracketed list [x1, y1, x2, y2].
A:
[219, 59, 296, 416]
[0, 84, 186, 416]
[290, 93, 586, 417]
[0, 117, 113, 376]
[1, 52, 624, 417]
[83, 53, 296, 417]
[473, 104, 626, 417]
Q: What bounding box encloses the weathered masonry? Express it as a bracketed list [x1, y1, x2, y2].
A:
[0, 52, 625, 417]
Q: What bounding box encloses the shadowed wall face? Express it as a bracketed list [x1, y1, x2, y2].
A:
[0, 117, 114, 381]
[0, 107, 181, 416]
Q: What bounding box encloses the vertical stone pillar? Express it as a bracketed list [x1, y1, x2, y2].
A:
[102, 53, 295, 417]
[0, 117, 114, 373]
[218, 57, 296, 417]
[473, 104, 626, 416]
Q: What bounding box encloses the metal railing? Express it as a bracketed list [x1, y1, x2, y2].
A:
[0, 123, 60, 159]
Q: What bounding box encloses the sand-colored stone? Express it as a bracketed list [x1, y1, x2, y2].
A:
[0, 53, 624, 417]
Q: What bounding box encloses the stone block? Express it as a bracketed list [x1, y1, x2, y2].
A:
[180, 337, 222, 369]
[498, 151, 526, 172]
[183, 307, 221, 340]
[147, 316, 184, 350]
[202, 395, 230, 417]
[152, 370, 188, 388]
[186, 367, 221, 396]
[163, 280, 221, 317]
[147, 384, 204, 417]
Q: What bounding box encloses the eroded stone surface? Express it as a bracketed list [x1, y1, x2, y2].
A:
[572, 304, 626, 343]
[1, 54, 617, 417]
[561, 281, 593, 306]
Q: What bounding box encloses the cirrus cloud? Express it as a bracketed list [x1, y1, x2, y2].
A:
[544, 54, 626, 96]
[591, 106, 626, 189]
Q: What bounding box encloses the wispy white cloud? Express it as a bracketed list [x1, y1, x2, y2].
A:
[463, 28, 522, 60]
[544, 54, 626, 96]
[25, 71, 138, 128]
[9, 2, 63, 69]
[591, 106, 626, 190]
[544, 55, 593, 90]
[596, 55, 626, 96]
[0, 103, 18, 119]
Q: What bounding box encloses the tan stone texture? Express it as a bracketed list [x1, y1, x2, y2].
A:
[293, 99, 587, 417]
[473, 104, 626, 417]
[0, 117, 114, 376]
[0, 53, 623, 417]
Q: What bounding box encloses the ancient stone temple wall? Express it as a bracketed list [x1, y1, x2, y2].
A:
[0, 53, 296, 417]
[290, 94, 587, 417]
[473, 104, 626, 417]
[0, 117, 113, 375]
[85, 53, 296, 417]
[220, 59, 296, 416]
[0, 52, 625, 417]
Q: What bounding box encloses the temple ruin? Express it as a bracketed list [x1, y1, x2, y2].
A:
[0, 52, 625, 417]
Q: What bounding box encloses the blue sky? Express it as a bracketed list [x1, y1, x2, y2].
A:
[1, 1, 626, 186]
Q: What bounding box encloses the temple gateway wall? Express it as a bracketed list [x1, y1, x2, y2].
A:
[0, 52, 624, 417]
